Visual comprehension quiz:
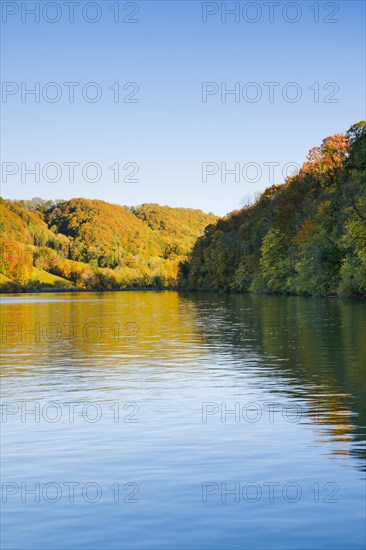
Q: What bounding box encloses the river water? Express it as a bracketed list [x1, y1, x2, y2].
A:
[1, 291, 365, 549]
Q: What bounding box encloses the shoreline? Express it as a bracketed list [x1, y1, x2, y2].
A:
[1, 286, 365, 302]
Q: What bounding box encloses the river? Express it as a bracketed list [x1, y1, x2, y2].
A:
[1, 291, 365, 549]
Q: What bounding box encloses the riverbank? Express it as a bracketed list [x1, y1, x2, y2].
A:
[1, 285, 365, 301]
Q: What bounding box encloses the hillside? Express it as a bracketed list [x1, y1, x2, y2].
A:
[131, 204, 220, 257]
[0, 199, 217, 292]
[180, 122, 366, 298]
[2, 123, 364, 297]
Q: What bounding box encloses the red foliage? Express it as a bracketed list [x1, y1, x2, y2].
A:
[299, 134, 349, 184]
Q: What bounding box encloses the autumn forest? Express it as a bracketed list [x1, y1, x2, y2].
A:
[1, 121, 365, 297]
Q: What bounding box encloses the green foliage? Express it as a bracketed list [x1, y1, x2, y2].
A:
[256, 228, 293, 293]
[339, 205, 366, 296]
[182, 122, 366, 298]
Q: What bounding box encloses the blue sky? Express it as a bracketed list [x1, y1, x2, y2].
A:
[1, 0, 365, 215]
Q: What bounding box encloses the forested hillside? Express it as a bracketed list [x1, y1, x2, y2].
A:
[2, 123, 365, 296]
[180, 122, 366, 298]
[0, 199, 217, 292]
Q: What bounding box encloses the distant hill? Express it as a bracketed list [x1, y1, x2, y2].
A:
[179, 121, 366, 298]
[2, 122, 365, 297]
[0, 198, 217, 292]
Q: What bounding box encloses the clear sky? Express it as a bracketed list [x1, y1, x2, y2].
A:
[1, 0, 365, 215]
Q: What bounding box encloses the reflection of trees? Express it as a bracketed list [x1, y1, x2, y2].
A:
[2, 291, 365, 470]
[182, 292, 366, 471]
[0, 291, 205, 381]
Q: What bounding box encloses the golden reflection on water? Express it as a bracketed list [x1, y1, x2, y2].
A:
[1, 291, 365, 469]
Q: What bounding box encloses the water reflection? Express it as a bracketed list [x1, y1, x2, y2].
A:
[1, 291, 366, 549]
[182, 292, 366, 471]
[2, 291, 365, 472]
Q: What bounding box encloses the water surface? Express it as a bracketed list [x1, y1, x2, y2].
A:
[1, 291, 365, 549]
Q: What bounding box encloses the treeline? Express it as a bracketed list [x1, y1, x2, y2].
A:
[180, 122, 366, 298]
[2, 122, 365, 296]
[0, 199, 217, 292]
